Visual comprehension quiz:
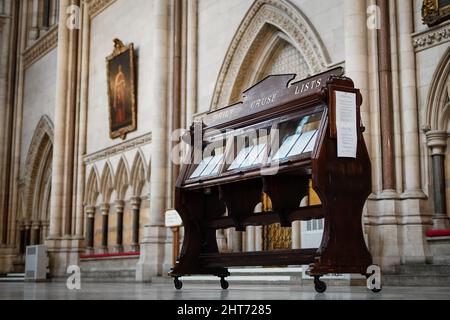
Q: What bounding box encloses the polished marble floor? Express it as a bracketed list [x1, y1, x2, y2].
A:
[0, 282, 449, 300]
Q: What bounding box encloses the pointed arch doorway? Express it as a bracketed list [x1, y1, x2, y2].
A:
[19, 116, 54, 255]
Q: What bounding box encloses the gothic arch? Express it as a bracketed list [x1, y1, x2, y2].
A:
[210, 0, 330, 110]
[23, 116, 54, 222]
[426, 47, 450, 131]
[100, 161, 114, 204]
[130, 151, 148, 197]
[115, 157, 130, 200]
[85, 166, 100, 206]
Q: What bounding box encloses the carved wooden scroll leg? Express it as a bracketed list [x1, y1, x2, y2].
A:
[170, 188, 229, 278]
[220, 179, 263, 231]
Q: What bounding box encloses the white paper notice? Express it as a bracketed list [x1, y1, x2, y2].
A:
[335, 91, 357, 158]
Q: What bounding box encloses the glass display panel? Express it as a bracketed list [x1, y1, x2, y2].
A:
[227, 129, 271, 171]
[271, 112, 323, 161]
[228, 146, 254, 171]
[189, 143, 226, 179]
[287, 130, 317, 157]
[302, 130, 319, 154]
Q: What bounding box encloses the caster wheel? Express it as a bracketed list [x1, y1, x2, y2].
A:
[314, 277, 327, 293]
[174, 278, 183, 290]
[372, 286, 382, 293]
[220, 278, 229, 290]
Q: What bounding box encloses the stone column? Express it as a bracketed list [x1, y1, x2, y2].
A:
[216, 229, 227, 252]
[24, 222, 31, 249]
[291, 221, 301, 249]
[397, 0, 423, 197]
[48, 0, 71, 239]
[49, 0, 58, 26]
[41, 221, 49, 243]
[7, 0, 28, 247]
[378, 0, 396, 193]
[343, 0, 371, 157]
[427, 131, 449, 230]
[131, 197, 141, 252]
[74, 1, 90, 239]
[115, 201, 124, 253]
[100, 204, 109, 253]
[30, 221, 41, 245]
[186, 0, 197, 126]
[255, 226, 263, 251]
[136, 0, 170, 282]
[232, 230, 242, 253]
[0, 6, 9, 246]
[395, 0, 430, 265]
[246, 226, 255, 252]
[29, 0, 40, 40]
[85, 206, 95, 254]
[19, 224, 25, 254]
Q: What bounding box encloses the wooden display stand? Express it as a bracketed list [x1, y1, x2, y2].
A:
[169, 68, 377, 293]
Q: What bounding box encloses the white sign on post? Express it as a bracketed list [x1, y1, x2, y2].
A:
[165, 209, 183, 228]
[335, 91, 357, 158]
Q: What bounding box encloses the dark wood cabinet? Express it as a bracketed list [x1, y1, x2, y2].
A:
[169, 68, 374, 293]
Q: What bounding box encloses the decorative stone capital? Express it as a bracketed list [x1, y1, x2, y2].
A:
[426, 130, 448, 156]
[100, 204, 110, 215]
[115, 200, 125, 212]
[130, 196, 142, 209]
[41, 221, 50, 229]
[31, 221, 41, 229]
[85, 205, 96, 218]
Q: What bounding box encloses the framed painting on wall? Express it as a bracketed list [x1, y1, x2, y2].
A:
[422, 0, 450, 26]
[106, 39, 137, 140]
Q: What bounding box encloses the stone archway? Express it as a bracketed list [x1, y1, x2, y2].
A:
[210, 0, 330, 110]
[425, 47, 450, 229]
[21, 116, 54, 250]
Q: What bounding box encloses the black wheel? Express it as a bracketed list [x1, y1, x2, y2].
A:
[174, 278, 183, 290]
[220, 278, 229, 290]
[314, 277, 327, 293]
[372, 286, 382, 293]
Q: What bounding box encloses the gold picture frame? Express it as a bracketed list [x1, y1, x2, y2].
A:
[106, 39, 137, 140]
[422, 0, 450, 26]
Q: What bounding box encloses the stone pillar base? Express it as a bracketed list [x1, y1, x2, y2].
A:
[433, 216, 450, 230]
[367, 193, 433, 273]
[0, 247, 17, 274]
[98, 247, 108, 254]
[366, 196, 401, 274]
[114, 245, 124, 254]
[398, 197, 433, 264]
[135, 226, 169, 282]
[130, 244, 140, 252]
[45, 238, 85, 278]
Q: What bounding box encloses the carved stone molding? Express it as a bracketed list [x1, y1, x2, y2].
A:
[22, 116, 54, 220]
[425, 47, 450, 131]
[413, 21, 450, 52]
[85, 0, 117, 18]
[83, 132, 152, 165]
[23, 25, 58, 69]
[210, 0, 330, 110]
